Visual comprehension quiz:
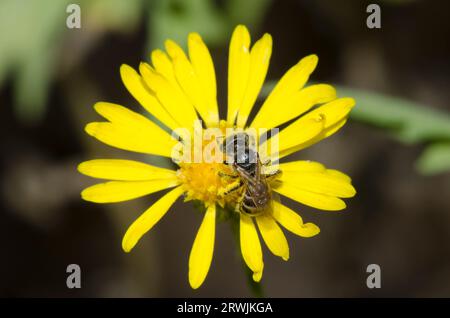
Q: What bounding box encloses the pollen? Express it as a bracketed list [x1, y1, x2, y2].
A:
[177, 121, 240, 207]
[177, 161, 237, 207]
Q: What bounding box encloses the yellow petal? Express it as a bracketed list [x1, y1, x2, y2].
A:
[93, 102, 176, 149]
[306, 97, 355, 130]
[151, 47, 219, 127]
[165, 40, 215, 126]
[253, 266, 264, 282]
[188, 32, 219, 126]
[281, 170, 356, 198]
[188, 33, 217, 102]
[139, 62, 198, 130]
[286, 119, 348, 158]
[85, 120, 176, 158]
[272, 200, 320, 237]
[252, 83, 335, 130]
[261, 116, 324, 159]
[151, 49, 176, 83]
[120, 64, 179, 130]
[251, 54, 318, 128]
[277, 99, 354, 159]
[78, 159, 176, 181]
[165, 39, 188, 60]
[81, 178, 179, 203]
[276, 115, 325, 153]
[279, 160, 325, 173]
[122, 186, 185, 252]
[236, 33, 272, 128]
[326, 169, 352, 183]
[172, 47, 219, 127]
[240, 214, 263, 277]
[255, 214, 289, 261]
[278, 161, 354, 192]
[227, 25, 251, 124]
[189, 204, 216, 289]
[263, 160, 325, 183]
[273, 182, 346, 211]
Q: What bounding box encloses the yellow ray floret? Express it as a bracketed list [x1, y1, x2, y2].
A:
[240, 214, 264, 282]
[78, 159, 176, 181]
[189, 204, 216, 289]
[255, 214, 289, 261]
[122, 186, 185, 252]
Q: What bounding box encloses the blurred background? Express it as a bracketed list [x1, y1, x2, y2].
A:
[1, 0, 450, 297]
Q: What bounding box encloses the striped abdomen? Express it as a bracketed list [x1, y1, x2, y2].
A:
[239, 178, 271, 216]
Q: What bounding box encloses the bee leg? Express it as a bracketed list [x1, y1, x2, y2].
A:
[235, 166, 256, 185]
[235, 202, 242, 214]
[218, 171, 239, 179]
[264, 169, 282, 182]
[236, 192, 248, 214]
[220, 179, 243, 196]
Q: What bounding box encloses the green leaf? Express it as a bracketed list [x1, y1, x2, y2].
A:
[0, 0, 145, 124]
[146, 0, 228, 51]
[336, 86, 450, 144]
[416, 143, 450, 175]
[226, 0, 272, 30]
[337, 87, 450, 175]
[85, 0, 144, 32]
[0, 0, 70, 123]
[145, 0, 273, 51]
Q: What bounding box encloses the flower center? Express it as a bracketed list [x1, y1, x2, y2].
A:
[177, 161, 238, 207]
[176, 120, 241, 207]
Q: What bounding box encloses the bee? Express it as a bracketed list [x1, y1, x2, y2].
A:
[220, 132, 281, 217]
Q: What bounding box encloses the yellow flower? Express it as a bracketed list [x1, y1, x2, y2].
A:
[78, 25, 356, 289]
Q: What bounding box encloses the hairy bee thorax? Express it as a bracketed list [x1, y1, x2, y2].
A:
[220, 132, 281, 217]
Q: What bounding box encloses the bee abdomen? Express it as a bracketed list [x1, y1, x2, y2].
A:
[243, 192, 257, 208]
[240, 190, 262, 216]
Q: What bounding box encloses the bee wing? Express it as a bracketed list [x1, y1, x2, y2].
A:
[256, 156, 262, 182]
[267, 191, 282, 216]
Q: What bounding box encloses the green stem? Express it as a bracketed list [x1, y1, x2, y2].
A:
[230, 214, 265, 298]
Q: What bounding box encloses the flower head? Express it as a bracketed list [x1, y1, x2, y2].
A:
[78, 25, 356, 289]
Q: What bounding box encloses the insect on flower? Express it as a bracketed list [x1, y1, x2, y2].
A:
[220, 132, 280, 217]
[78, 25, 356, 289]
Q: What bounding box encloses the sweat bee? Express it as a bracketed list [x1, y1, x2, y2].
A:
[220, 132, 281, 217]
